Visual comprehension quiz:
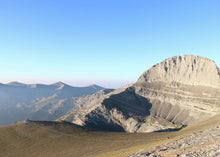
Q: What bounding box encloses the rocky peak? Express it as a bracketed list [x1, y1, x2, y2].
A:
[137, 55, 219, 88]
[51, 81, 66, 86]
[7, 82, 27, 86]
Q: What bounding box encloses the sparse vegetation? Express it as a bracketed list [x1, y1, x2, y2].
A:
[2, 114, 220, 157]
[0, 120, 180, 157]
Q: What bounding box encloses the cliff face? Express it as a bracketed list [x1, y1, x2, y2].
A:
[62, 55, 220, 133]
[138, 55, 219, 88]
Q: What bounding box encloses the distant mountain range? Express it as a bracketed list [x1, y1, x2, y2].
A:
[1, 55, 220, 133]
[0, 82, 104, 126]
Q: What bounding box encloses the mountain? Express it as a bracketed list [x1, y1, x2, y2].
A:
[0, 82, 104, 126]
[59, 89, 114, 123]
[1, 55, 220, 156]
[61, 55, 220, 132]
[138, 55, 219, 87]
[7, 81, 27, 86]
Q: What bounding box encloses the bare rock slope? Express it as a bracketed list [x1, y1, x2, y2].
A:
[138, 55, 219, 88]
[128, 113, 220, 157]
[62, 55, 220, 133]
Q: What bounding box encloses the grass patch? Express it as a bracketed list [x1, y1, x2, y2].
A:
[0, 121, 176, 157]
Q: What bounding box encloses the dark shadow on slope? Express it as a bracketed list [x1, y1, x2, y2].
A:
[103, 87, 152, 118]
[84, 86, 152, 132]
[85, 113, 125, 132]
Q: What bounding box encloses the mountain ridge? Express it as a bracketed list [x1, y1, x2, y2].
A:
[137, 55, 220, 88]
[62, 55, 220, 132]
[6, 81, 104, 89]
[0, 81, 105, 126]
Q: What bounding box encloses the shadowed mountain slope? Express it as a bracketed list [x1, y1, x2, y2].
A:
[61, 55, 220, 133]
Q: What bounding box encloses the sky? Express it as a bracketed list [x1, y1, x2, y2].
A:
[0, 0, 219, 88]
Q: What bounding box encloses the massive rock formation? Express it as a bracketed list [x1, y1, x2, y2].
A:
[138, 55, 219, 88]
[62, 55, 220, 132]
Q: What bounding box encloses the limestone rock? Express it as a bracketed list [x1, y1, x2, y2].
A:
[65, 55, 220, 133]
[137, 55, 220, 88]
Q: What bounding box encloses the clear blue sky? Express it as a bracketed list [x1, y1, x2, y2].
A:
[0, 0, 219, 88]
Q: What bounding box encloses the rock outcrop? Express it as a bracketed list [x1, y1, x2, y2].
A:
[138, 55, 219, 88]
[128, 114, 220, 157]
[63, 55, 220, 132]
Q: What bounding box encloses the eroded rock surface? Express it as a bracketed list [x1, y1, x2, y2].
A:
[127, 119, 220, 157]
[138, 55, 219, 88]
[61, 55, 220, 133]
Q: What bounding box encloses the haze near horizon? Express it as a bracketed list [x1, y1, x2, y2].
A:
[0, 0, 219, 88]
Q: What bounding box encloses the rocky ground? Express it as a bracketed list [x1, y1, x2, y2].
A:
[128, 125, 220, 157]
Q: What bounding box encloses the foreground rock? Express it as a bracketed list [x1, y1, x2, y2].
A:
[128, 122, 220, 156]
